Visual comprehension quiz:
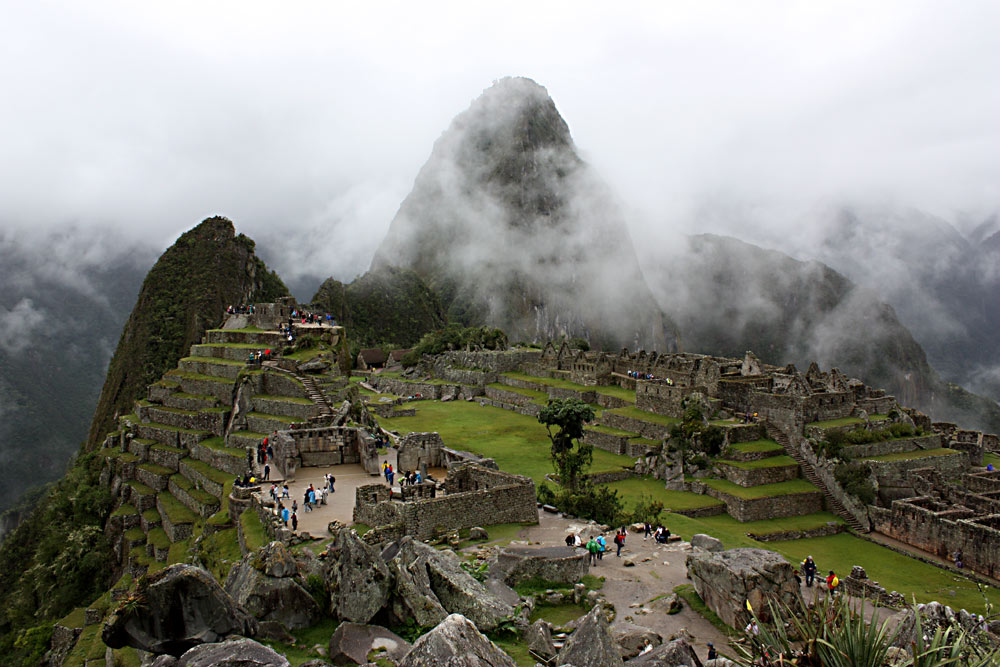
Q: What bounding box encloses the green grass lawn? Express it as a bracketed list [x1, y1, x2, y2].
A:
[701, 477, 819, 499]
[715, 455, 797, 470]
[985, 452, 1000, 468]
[593, 384, 636, 403]
[600, 476, 724, 511]
[730, 439, 784, 454]
[607, 405, 680, 427]
[859, 448, 961, 463]
[379, 400, 633, 482]
[661, 513, 999, 613]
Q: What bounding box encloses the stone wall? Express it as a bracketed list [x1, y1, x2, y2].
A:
[636, 382, 696, 418]
[747, 522, 844, 542]
[273, 425, 380, 477]
[355, 464, 537, 540]
[717, 462, 800, 488]
[485, 386, 539, 407]
[600, 412, 672, 440]
[397, 432, 445, 473]
[583, 429, 628, 455]
[692, 482, 824, 522]
[869, 497, 1000, 579]
[479, 397, 542, 418]
[488, 546, 589, 586]
[840, 434, 943, 460]
[439, 349, 542, 373]
[863, 452, 967, 489]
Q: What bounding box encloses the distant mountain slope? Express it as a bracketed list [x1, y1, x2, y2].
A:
[0, 230, 151, 513]
[85, 217, 288, 449]
[647, 234, 1000, 432]
[371, 77, 677, 352]
[310, 266, 446, 349]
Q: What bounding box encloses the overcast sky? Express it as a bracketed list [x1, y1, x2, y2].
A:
[2, 0, 998, 284]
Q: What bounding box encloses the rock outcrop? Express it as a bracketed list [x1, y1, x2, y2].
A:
[386, 537, 515, 632]
[398, 614, 516, 667]
[523, 619, 556, 659]
[613, 622, 663, 659]
[488, 545, 588, 586]
[328, 622, 411, 666]
[324, 529, 391, 623]
[625, 637, 703, 666]
[556, 605, 624, 667]
[224, 542, 323, 630]
[686, 548, 802, 629]
[102, 564, 256, 656]
[691, 534, 724, 552]
[172, 637, 291, 666]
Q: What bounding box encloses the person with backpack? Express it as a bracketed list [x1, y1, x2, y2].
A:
[826, 570, 840, 595]
[802, 556, 817, 587]
[596, 534, 607, 560]
[614, 530, 625, 557]
[586, 537, 599, 565]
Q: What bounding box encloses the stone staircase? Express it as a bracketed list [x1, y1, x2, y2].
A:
[264, 362, 336, 423]
[765, 422, 869, 533]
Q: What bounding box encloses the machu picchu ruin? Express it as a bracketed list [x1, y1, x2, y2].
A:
[4, 47, 1000, 667]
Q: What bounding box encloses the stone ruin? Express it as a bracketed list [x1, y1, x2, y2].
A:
[270, 424, 381, 479]
[353, 461, 537, 541]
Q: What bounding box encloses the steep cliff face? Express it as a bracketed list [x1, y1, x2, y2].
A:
[85, 217, 288, 449]
[310, 266, 446, 348]
[648, 234, 1000, 432]
[371, 77, 677, 351]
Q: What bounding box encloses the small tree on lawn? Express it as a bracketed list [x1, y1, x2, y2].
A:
[538, 398, 595, 493]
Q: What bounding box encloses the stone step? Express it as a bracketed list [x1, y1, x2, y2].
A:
[140, 507, 162, 532]
[190, 342, 264, 362]
[250, 394, 320, 421]
[205, 329, 286, 347]
[148, 379, 181, 403]
[226, 430, 268, 450]
[135, 462, 173, 492]
[124, 480, 158, 513]
[178, 457, 230, 499]
[162, 392, 221, 411]
[126, 437, 156, 460]
[157, 492, 198, 543]
[169, 474, 222, 518]
[124, 527, 147, 551]
[245, 412, 303, 434]
[165, 370, 235, 404]
[137, 402, 228, 434]
[192, 437, 248, 476]
[178, 356, 246, 380]
[125, 415, 213, 449]
[144, 527, 172, 562]
[127, 545, 152, 579]
[148, 443, 187, 472]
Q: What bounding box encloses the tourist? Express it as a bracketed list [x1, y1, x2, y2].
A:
[953, 549, 964, 568]
[281, 505, 289, 526]
[308, 487, 316, 509]
[565, 533, 575, 547]
[291, 512, 298, 531]
[826, 570, 839, 595]
[263, 464, 270, 481]
[387, 465, 394, 486]
[614, 530, 625, 557]
[793, 568, 802, 587]
[282, 484, 290, 498]
[267, 441, 274, 461]
[596, 534, 606, 560]
[292, 500, 298, 513]
[414, 471, 422, 484]
[644, 522, 652, 539]
[586, 537, 599, 565]
[706, 643, 717, 660]
[802, 556, 817, 587]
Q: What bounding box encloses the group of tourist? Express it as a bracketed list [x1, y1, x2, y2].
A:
[566, 526, 632, 564]
[382, 461, 395, 485]
[257, 438, 274, 466]
[625, 370, 673, 384]
[227, 304, 255, 314]
[247, 349, 273, 363]
[797, 555, 841, 595]
[288, 309, 335, 327]
[741, 411, 760, 424]
[398, 470, 423, 486]
[642, 522, 672, 543]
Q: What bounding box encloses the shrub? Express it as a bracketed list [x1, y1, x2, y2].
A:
[536, 482, 555, 505]
[835, 462, 876, 505]
[626, 495, 664, 526]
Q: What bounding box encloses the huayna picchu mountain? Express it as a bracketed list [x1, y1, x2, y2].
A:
[371, 76, 678, 352]
[85, 217, 288, 450]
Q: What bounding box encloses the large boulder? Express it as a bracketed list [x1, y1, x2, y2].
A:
[487, 545, 588, 586]
[325, 528, 392, 623]
[225, 543, 323, 630]
[613, 622, 663, 659]
[691, 534, 723, 552]
[328, 622, 411, 666]
[625, 637, 703, 666]
[686, 548, 801, 628]
[176, 637, 291, 666]
[398, 614, 516, 667]
[387, 537, 515, 632]
[102, 564, 257, 656]
[523, 619, 556, 659]
[556, 605, 624, 667]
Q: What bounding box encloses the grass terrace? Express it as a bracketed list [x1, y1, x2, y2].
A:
[810, 416, 865, 429]
[379, 400, 633, 483]
[166, 370, 233, 384]
[246, 411, 302, 424]
[240, 510, 268, 552]
[199, 436, 247, 458]
[586, 424, 640, 437]
[182, 457, 234, 488]
[181, 356, 246, 367]
[207, 326, 263, 332]
[715, 455, 798, 470]
[600, 476, 724, 511]
[157, 492, 197, 525]
[985, 452, 1000, 468]
[487, 382, 549, 402]
[606, 405, 680, 427]
[859, 447, 961, 463]
[729, 439, 784, 454]
[501, 371, 636, 404]
[701, 477, 819, 500]
[254, 394, 314, 405]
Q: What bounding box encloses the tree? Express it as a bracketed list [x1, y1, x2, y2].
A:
[538, 398, 595, 493]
